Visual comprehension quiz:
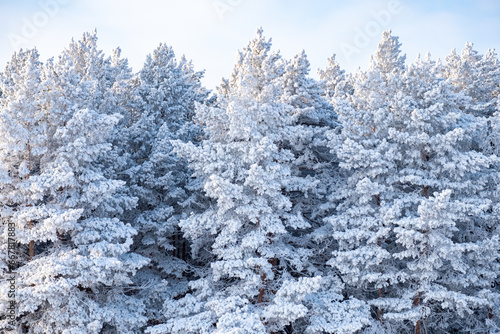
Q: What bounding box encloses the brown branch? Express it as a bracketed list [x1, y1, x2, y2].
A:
[377, 288, 383, 322]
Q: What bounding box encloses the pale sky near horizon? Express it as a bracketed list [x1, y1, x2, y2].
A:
[1, 0, 499, 89]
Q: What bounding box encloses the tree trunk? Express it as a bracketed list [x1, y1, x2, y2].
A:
[414, 184, 426, 333]
[377, 287, 383, 322]
[415, 320, 421, 334]
[413, 291, 422, 334]
[422, 185, 429, 199]
[257, 257, 278, 303]
[414, 148, 430, 333]
[257, 270, 267, 303]
[487, 307, 494, 334]
[29, 221, 35, 260]
[26, 141, 35, 260]
[172, 228, 178, 258]
[374, 194, 383, 322]
[182, 238, 187, 262]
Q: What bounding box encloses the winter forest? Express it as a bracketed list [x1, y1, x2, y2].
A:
[0, 28, 499, 334]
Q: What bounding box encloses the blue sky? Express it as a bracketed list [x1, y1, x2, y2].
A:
[1, 0, 499, 88]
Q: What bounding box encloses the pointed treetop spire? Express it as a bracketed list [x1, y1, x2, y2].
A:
[243, 27, 273, 59]
[292, 49, 311, 75]
[374, 29, 406, 78]
[221, 27, 283, 101]
[318, 53, 348, 100]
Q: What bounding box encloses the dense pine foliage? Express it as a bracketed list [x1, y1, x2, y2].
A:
[1, 29, 499, 334]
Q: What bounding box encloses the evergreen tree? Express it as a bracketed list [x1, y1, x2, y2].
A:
[444, 43, 500, 117]
[325, 31, 407, 331]
[373, 30, 406, 81]
[282, 50, 335, 126]
[0, 33, 147, 333]
[124, 43, 209, 327]
[444, 44, 500, 156]
[148, 29, 367, 334]
[382, 54, 500, 334]
[281, 50, 371, 334]
[0, 27, 499, 334]
[318, 53, 350, 102]
[0, 48, 47, 332]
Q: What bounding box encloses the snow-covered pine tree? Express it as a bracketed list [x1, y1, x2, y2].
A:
[444, 43, 500, 117]
[1, 27, 498, 334]
[0, 48, 46, 332]
[147, 28, 368, 334]
[443, 43, 500, 158]
[324, 31, 408, 332]
[124, 43, 209, 327]
[282, 50, 335, 127]
[318, 53, 354, 108]
[280, 50, 372, 333]
[373, 30, 406, 82]
[279, 49, 335, 229]
[378, 53, 500, 334]
[0, 32, 148, 333]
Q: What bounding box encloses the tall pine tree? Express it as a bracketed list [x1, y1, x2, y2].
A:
[0, 32, 147, 334]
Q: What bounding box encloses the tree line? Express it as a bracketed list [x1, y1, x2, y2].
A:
[0, 29, 499, 334]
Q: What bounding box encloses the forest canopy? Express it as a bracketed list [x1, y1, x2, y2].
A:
[0, 29, 499, 334]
